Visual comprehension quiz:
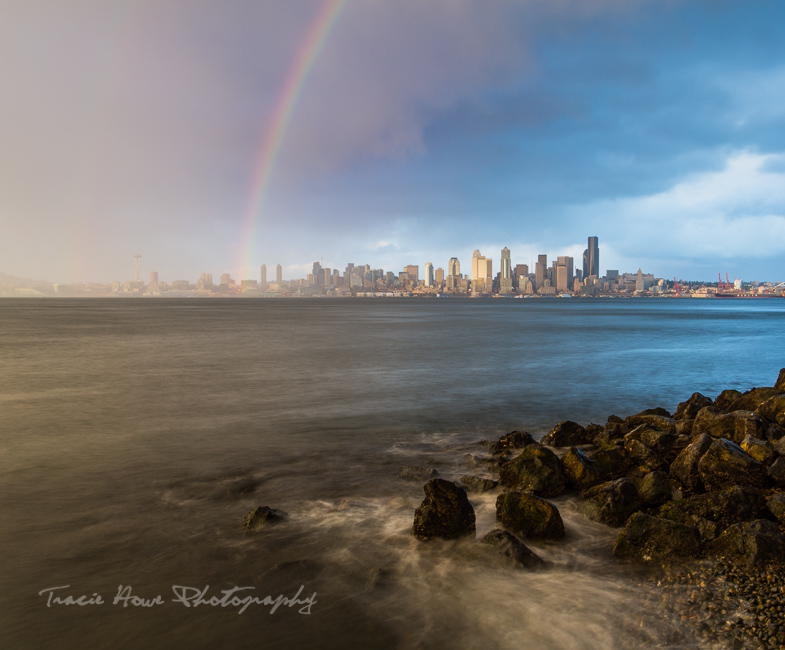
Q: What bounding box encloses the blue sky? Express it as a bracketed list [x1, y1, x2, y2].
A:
[2, 0, 785, 283]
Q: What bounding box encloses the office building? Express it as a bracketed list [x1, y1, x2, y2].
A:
[500, 247, 513, 293]
[448, 257, 460, 277]
[424, 262, 434, 287]
[583, 236, 599, 280]
[276, 264, 283, 284]
[260, 265, 267, 289]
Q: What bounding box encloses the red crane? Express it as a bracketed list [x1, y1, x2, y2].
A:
[673, 277, 682, 297]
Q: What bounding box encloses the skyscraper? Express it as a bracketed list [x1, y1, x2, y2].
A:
[500, 247, 512, 293]
[471, 250, 492, 294]
[276, 264, 283, 284]
[260, 264, 267, 289]
[583, 236, 599, 279]
[424, 262, 434, 287]
[535, 254, 547, 290]
[448, 257, 460, 277]
[404, 265, 419, 283]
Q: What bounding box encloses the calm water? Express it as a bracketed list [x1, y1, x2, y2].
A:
[1, 297, 784, 649]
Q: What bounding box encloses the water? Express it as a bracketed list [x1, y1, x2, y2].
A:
[1, 297, 784, 649]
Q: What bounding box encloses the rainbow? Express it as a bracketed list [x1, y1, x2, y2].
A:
[237, 0, 347, 279]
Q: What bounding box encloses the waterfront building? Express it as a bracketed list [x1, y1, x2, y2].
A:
[276, 264, 283, 284]
[260, 265, 267, 289]
[583, 236, 600, 279]
[424, 263, 434, 287]
[404, 265, 419, 283]
[448, 257, 460, 278]
[500, 247, 513, 293]
[535, 254, 547, 290]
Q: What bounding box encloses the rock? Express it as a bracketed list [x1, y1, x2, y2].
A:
[776, 368, 785, 391]
[581, 478, 641, 527]
[624, 436, 667, 472]
[480, 529, 546, 569]
[607, 414, 624, 425]
[612, 513, 701, 563]
[757, 394, 785, 428]
[705, 519, 785, 565]
[674, 420, 694, 438]
[715, 389, 743, 412]
[243, 506, 288, 531]
[697, 439, 768, 491]
[399, 466, 439, 481]
[583, 423, 604, 444]
[638, 471, 673, 507]
[669, 433, 712, 492]
[639, 427, 677, 454]
[767, 493, 785, 524]
[491, 430, 535, 455]
[460, 475, 499, 493]
[560, 447, 605, 490]
[412, 479, 476, 541]
[767, 457, 785, 487]
[593, 424, 625, 447]
[541, 421, 587, 447]
[675, 392, 714, 420]
[498, 444, 566, 497]
[692, 407, 768, 444]
[637, 407, 673, 418]
[588, 444, 634, 480]
[624, 414, 677, 434]
[740, 435, 776, 465]
[495, 491, 565, 540]
[726, 387, 784, 412]
[658, 485, 769, 535]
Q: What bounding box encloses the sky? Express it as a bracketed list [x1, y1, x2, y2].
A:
[2, 0, 785, 284]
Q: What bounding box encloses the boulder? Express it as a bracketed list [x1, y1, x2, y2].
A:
[491, 431, 535, 455]
[593, 424, 625, 447]
[399, 466, 439, 481]
[561, 447, 605, 490]
[767, 456, 785, 487]
[740, 435, 776, 465]
[669, 433, 712, 492]
[715, 389, 743, 412]
[498, 445, 566, 497]
[495, 491, 565, 540]
[479, 529, 545, 569]
[624, 437, 667, 472]
[658, 485, 769, 536]
[412, 479, 476, 541]
[638, 471, 673, 507]
[675, 392, 714, 420]
[674, 420, 694, 438]
[726, 387, 784, 413]
[612, 513, 701, 563]
[692, 407, 768, 444]
[623, 414, 677, 434]
[705, 520, 785, 565]
[697, 439, 768, 491]
[588, 444, 634, 480]
[581, 478, 641, 527]
[777, 368, 785, 392]
[541, 421, 587, 447]
[460, 476, 499, 493]
[766, 493, 785, 525]
[637, 407, 673, 418]
[243, 506, 288, 531]
[756, 394, 785, 428]
[583, 423, 604, 444]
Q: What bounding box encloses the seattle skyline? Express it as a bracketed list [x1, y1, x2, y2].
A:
[2, 1, 785, 284]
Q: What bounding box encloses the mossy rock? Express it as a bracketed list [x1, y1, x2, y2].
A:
[581, 478, 641, 527]
[612, 513, 701, 564]
[705, 519, 785, 565]
[495, 491, 564, 540]
[498, 444, 565, 497]
[412, 478, 476, 541]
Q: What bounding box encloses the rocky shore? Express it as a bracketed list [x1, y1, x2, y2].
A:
[244, 369, 785, 648]
[409, 368, 785, 648]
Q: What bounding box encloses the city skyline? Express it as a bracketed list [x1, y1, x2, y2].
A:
[2, 2, 785, 284]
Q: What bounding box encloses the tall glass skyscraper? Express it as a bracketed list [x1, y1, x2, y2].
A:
[583, 236, 599, 279]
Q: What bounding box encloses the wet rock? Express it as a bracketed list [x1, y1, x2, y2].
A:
[624, 436, 667, 472]
[583, 423, 604, 444]
[243, 506, 288, 531]
[675, 392, 714, 420]
[697, 438, 768, 491]
[480, 528, 545, 569]
[669, 433, 712, 492]
[541, 421, 587, 447]
[767, 456, 785, 487]
[658, 486, 769, 535]
[496, 491, 565, 540]
[766, 493, 785, 524]
[560, 447, 604, 490]
[412, 478, 476, 541]
[581, 478, 641, 527]
[674, 420, 694, 438]
[460, 475, 499, 493]
[726, 387, 784, 413]
[637, 407, 673, 418]
[715, 389, 743, 412]
[757, 394, 785, 428]
[593, 424, 625, 447]
[639, 427, 677, 454]
[705, 520, 785, 565]
[588, 444, 634, 480]
[399, 466, 439, 482]
[498, 444, 565, 497]
[491, 430, 535, 455]
[612, 513, 701, 563]
[740, 435, 776, 465]
[638, 471, 673, 507]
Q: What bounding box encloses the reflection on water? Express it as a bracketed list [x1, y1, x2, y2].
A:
[1, 297, 784, 648]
